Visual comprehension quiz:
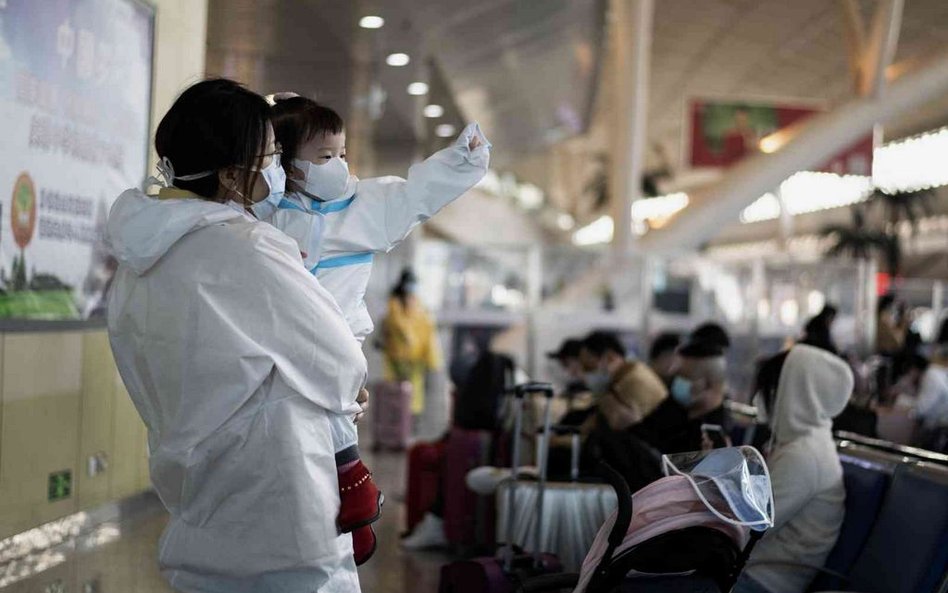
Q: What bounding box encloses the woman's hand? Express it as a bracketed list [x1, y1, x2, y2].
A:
[353, 387, 370, 423]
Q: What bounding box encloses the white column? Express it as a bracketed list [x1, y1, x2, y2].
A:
[610, 0, 654, 259]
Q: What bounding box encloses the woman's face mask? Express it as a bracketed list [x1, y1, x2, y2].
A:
[249, 157, 287, 218]
[293, 157, 351, 201]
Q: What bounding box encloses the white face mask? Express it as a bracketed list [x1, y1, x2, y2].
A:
[249, 158, 287, 219]
[584, 368, 612, 396]
[293, 157, 351, 201]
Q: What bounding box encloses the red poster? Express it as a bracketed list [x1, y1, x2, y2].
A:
[688, 100, 873, 175]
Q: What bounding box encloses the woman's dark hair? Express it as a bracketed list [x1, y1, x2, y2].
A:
[754, 350, 790, 419]
[392, 268, 418, 305]
[270, 96, 345, 168]
[802, 303, 839, 355]
[154, 79, 270, 205]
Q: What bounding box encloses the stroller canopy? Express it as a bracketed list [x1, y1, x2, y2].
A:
[574, 447, 774, 593]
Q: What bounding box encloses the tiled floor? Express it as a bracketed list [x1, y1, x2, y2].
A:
[0, 416, 453, 592]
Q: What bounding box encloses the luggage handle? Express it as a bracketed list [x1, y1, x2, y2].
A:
[513, 382, 555, 398]
[504, 382, 555, 571]
[536, 425, 582, 482]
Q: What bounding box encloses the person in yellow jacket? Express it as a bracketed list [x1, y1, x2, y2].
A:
[382, 269, 442, 415]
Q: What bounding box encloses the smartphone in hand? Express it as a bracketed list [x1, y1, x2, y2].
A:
[701, 423, 729, 449]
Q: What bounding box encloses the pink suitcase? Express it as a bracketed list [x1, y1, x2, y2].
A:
[372, 380, 413, 451]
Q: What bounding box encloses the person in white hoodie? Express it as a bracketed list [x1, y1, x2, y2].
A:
[106, 79, 368, 592]
[733, 344, 854, 593]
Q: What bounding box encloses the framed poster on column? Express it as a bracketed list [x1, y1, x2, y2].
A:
[0, 0, 154, 322]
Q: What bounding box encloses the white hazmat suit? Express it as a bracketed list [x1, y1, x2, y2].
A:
[106, 187, 366, 592]
[265, 122, 490, 451]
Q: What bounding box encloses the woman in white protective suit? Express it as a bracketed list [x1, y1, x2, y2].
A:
[106, 79, 368, 592]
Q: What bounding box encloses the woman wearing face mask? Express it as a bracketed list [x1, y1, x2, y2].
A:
[106, 79, 367, 592]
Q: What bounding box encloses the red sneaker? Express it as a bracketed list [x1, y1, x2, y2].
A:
[337, 460, 384, 533]
[352, 524, 377, 566]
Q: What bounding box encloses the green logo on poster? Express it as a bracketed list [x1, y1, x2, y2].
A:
[48, 470, 72, 502]
[11, 172, 37, 250]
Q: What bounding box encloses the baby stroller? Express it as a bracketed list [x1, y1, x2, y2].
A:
[521, 447, 774, 593]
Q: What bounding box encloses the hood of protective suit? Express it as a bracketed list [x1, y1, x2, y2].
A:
[106, 188, 247, 276]
[771, 344, 853, 445]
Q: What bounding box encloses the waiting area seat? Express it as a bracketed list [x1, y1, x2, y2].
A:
[809, 441, 948, 593]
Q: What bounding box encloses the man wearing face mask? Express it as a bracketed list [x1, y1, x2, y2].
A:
[577, 332, 668, 431]
[574, 332, 669, 489]
[670, 338, 731, 448]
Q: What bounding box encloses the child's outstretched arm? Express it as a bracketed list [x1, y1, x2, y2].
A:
[319, 122, 490, 256]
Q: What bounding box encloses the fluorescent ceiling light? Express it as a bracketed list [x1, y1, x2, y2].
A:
[631, 193, 689, 223]
[873, 126, 948, 193]
[423, 104, 444, 118]
[557, 213, 575, 231]
[740, 172, 872, 223]
[386, 53, 410, 67]
[435, 124, 456, 138]
[407, 82, 429, 95]
[573, 215, 614, 246]
[359, 16, 384, 29]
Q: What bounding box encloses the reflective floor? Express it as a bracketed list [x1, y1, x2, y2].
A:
[0, 408, 453, 592]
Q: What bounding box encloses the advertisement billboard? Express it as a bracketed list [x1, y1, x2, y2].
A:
[0, 0, 154, 321]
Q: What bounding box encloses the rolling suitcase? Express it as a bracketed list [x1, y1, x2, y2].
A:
[405, 439, 446, 534]
[442, 427, 494, 547]
[372, 380, 413, 451]
[438, 382, 564, 593]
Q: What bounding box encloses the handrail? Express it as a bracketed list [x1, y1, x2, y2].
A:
[835, 431, 948, 466]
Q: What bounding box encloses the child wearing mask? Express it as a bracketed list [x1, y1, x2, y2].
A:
[258, 93, 490, 564]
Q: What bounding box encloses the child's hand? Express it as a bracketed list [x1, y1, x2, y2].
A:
[468, 134, 483, 151]
[353, 387, 370, 423]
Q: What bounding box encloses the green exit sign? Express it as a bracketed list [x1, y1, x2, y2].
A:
[48, 470, 72, 502]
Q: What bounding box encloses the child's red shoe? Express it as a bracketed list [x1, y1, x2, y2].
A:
[337, 460, 384, 533]
[352, 524, 377, 566]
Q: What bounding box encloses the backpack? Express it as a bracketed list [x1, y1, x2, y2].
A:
[453, 351, 514, 431]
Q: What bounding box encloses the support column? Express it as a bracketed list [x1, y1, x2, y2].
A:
[610, 0, 654, 260]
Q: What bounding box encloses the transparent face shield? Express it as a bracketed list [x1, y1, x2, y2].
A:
[662, 447, 774, 531]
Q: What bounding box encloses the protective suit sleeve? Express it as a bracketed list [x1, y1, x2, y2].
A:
[235, 224, 366, 416]
[767, 441, 819, 530]
[320, 122, 490, 255]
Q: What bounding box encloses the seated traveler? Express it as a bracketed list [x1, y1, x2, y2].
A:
[734, 344, 853, 593]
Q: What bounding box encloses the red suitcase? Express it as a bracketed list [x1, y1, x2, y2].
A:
[372, 380, 413, 451]
[405, 439, 446, 534]
[439, 382, 564, 592]
[442, 427, 493, 547]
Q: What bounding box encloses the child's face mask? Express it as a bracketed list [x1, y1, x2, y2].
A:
[293, 157, 351, 201]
